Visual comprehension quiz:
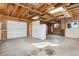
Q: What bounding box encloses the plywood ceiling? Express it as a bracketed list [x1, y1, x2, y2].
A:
[0, 3, 79, 22]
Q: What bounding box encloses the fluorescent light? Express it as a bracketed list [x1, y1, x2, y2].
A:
[32, 16, 39, 19]
[48, 7, 64, 14]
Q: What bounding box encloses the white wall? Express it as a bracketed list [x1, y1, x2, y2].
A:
[32, 20, 46, 40]
[65, 21, 79, 38]
[7, 20, 27, 39]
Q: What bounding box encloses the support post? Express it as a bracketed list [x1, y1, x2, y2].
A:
[0, 16, 7, 40]
[47, 23, 52, 34]
[27, 20, 32, 37]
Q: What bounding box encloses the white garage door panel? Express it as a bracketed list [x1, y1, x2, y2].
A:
[32, 20, 46, 40]
[7, 21, 27, 39]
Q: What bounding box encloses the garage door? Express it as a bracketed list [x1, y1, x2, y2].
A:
[7, 20, 27, 39]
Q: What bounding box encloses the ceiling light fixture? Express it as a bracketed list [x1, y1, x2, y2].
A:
[32, 16, 39, 19]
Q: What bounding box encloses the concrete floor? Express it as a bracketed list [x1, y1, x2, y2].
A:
[0, 35, 79, 56]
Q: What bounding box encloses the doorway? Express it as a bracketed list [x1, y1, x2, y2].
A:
[47, 21, 65, 36]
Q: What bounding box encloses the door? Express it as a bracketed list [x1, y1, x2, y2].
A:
[53, 23, 61, 34]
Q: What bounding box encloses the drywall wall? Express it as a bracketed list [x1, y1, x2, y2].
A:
[32, 20, 46, 40]
[7, 20, 27, 39]
[65, 21, 79, 38]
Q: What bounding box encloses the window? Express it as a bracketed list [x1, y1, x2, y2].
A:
[67, 21, 77, 28]
[54, 23, 60, 28]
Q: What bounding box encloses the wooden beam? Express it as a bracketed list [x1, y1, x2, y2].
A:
[27, 20, 32, 37]
[7, 4, 15, 16]
[22, 10, 28, 19]
[67, 4, 79, 9]
[11, 5, 19, 16]
[47, 23, 52, 34]
[38, 4, 49, 11]
[17, 7, 26, 18]
[68, 7, 79, 11]
[37, 4, 47, 11]
[15, 3, 43, 14]
[61, 19, 66, 29]
[15, 3, 58, 20]
[0, 14, 28, 22]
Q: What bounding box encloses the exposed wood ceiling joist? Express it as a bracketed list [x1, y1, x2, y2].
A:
[0, 3, 79, 22]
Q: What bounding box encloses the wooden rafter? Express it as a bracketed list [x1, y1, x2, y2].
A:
[0, 14, 28, 22]
[15, 3, 43, 14]
[0, 3, 79, 22]
[17, 7, 26, 18]
[7, 4, 15, 16]
[11, 5, 19, 16]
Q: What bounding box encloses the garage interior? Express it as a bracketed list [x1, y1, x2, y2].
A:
[0, 3, 79, 56]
